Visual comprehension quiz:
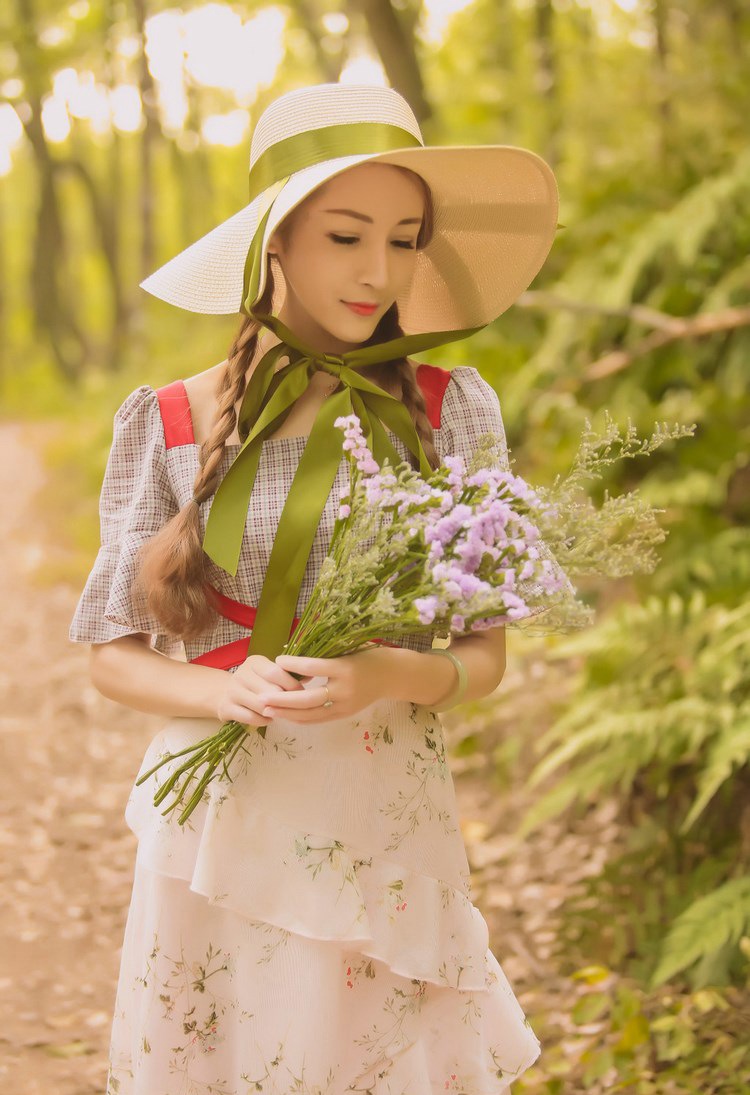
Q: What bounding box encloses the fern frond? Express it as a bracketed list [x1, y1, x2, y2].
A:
[520, 586, 750, 836]
[650, 876, 750, 988]
[682, 714, 750, 831]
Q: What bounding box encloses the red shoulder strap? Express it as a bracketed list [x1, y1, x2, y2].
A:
[416, 363, 452, 429]
[155, 379, 195, 448]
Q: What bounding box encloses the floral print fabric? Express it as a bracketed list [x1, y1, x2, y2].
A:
[113, 700, 540, 1093]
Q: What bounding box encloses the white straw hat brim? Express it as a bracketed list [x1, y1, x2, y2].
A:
[139, 144, 558, 335]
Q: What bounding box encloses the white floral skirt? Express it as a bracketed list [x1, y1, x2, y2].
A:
[107, 698, 541, 1094]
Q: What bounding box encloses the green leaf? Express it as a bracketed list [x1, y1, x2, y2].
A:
[571, 964, 612, 984]
[572, 992, 611, 1024]
[615, 1013, 651, 1052]
[651, 875, 750, 987]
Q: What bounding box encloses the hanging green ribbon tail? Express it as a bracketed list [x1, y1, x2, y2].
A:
[199, 116, 488, 660]
[201, 311, 484, 660]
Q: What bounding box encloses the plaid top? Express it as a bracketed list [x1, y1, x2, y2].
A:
[68, 366, 514, 665]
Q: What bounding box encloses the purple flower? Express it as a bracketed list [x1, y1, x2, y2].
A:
[414, 594, 440, 625]
[501, 591, 531, 619]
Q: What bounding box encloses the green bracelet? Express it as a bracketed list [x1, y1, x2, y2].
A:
[427, 648, 468, 712]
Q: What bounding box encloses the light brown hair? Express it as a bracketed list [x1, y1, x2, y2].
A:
[133, 166, 438, 641]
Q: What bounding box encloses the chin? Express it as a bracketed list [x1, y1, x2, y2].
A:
[327, 315, 379, 344]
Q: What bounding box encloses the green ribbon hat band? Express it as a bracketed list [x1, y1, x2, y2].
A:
[200, 120, 487, 660]
[246, 121, 424, 205]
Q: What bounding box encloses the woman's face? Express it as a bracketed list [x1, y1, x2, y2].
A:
[267, 162, 425, 355]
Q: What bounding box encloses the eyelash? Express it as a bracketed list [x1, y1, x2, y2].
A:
[328, 233, 416, 250]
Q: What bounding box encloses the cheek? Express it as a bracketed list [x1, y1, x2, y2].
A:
[392, 253, 418, 288]
[284, 250, 330, 298]
[312, 250, 353, 299]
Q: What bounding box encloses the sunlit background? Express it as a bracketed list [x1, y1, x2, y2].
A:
[0, 0, 651, 172]
[2, 2, 750, 1092]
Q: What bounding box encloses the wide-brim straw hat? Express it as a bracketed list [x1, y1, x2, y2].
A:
[139, 82, 559, 337]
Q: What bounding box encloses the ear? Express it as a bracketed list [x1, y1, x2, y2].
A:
[267, 230, 282, 258]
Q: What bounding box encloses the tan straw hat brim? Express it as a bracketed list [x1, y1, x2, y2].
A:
[139, 87, 559, 336]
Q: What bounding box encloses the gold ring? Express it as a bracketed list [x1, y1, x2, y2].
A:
[322, 684, 334, 709]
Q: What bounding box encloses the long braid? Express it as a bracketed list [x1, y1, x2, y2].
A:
[394, 355, 439, 471]
[362, 301, 440, 472]
[132, 274, 276, 640]
[193, 318, 259, 505]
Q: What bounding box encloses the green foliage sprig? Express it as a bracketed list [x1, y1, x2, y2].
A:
[505, 412, 696, 635]
[651, 877, 750, 989]
[517, 587, 750, 989]
[519, 592, 750, 834]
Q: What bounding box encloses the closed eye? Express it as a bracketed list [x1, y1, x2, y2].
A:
[328, 233, 416, 250]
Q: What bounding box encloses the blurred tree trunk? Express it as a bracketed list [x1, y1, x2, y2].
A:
[181, 65, 216, 244]
[350, 0, 431, 126]
[652, 0, 674, 170]
[533, 0, 560, 170]
[13, 0, 89, 382]
[133, 0, 159, 281]
[100, 0, 130, 372]
[719, 0, 747, 61]
[294, 0, 344, 82]
[54, 155, 127, 370]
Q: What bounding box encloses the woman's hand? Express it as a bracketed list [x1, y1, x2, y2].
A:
[258, 648, 390, 724]
[215, 653, 307, 726]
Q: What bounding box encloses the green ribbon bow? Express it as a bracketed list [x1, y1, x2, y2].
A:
[201, 311, 483, 660]
[200, 117, 486, 660]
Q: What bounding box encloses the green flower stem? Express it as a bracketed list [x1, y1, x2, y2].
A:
[152, 746, 222, 808]
[134, 729, 230, 785]
[220, 725, 254, 780]
[148, 746, 218, 805]
[175, 761, 221, 825]
[139, 714, 273, 823]
[155, 726, 257, 821]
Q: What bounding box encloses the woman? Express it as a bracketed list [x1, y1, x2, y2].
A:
[70, 82, 559, 1094]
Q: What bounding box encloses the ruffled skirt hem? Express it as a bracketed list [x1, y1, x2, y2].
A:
[107, 713, 541, 1093]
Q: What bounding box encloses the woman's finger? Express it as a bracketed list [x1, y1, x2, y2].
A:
[275, 655, 337, 679]
[258, 684, 328, 711]
[262, 666, 308, 690]
[243, 655, 306, 691]
[219, 702, 269, 727]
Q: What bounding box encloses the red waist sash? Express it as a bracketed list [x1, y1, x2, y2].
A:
[189, 584, 399, 671]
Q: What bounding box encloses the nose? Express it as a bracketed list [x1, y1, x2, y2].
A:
[357, 239, 391, 290]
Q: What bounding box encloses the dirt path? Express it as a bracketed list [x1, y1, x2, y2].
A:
[0, 420, 582, 1094]
[0, 421, 166, 1093]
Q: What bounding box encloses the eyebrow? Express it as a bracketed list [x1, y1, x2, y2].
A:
[323, 208, 422, 226]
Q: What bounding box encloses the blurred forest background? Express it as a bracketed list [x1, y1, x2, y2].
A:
[1, 0, 749, 1092]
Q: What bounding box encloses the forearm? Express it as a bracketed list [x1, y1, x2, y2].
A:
[89, 636, 225, 719]
[371, 635, 506, 708]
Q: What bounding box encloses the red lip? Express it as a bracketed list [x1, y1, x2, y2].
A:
[343, 301, 378, 315]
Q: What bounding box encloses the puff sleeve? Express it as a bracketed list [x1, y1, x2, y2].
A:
[437, 366, 511, 473]
[68, 385, 181, 650]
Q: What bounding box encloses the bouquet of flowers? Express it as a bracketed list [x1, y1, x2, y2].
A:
[136, 410, 693, 825]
